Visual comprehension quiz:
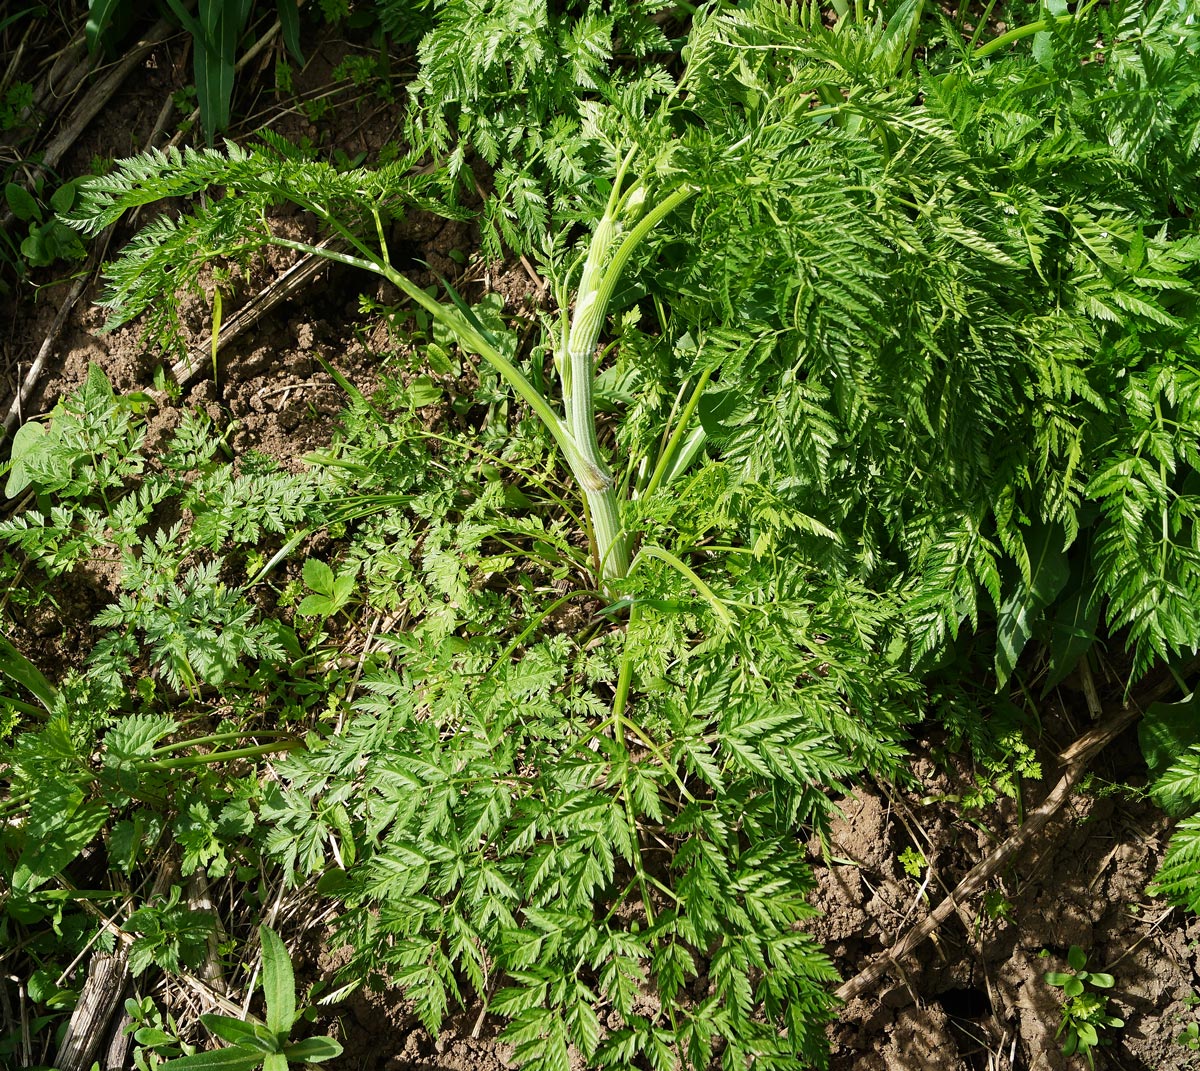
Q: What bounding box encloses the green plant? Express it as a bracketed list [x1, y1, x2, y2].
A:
[3, 177, 87, 272]
[7, 0, 1200, 1068]
[296, 558, 357, 619]
[1043, 945, 1124, 1068]
[982, 889, 1013, 922]
[0, 80, 33, 131]
[898, 846, 925, 879]
[124, 886, 217, 976]
[1142, 692, 1200, 913]
[0, 368, 329, 1055]
[68, 0, 1200, 669]
[402, 0, 680, 258]
[85, 0, 305, 142]
[156, 924, 342, 1070]
[124, 994, 191, 1070]
[1177, 1020, 1200, 1051]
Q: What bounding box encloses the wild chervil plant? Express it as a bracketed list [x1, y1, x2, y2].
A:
[2, 0, 1200, 1067]
[0, 366, 321, 928]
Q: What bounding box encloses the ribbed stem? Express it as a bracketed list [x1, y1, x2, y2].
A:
[564, 182, 696, 584]
[587, 481, 630, 581]
[272, 173, 697, 590]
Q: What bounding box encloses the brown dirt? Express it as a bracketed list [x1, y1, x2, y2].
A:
[2, 10, 1198, 1071]
[813, 727, 1197, 1071]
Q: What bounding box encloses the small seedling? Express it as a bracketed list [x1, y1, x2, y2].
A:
[157, 924, 342, 1070]
[297, 558, 358, 619]
[898, 846, 925, 879]
[1178, 1021, 1200, 1050]
[982, 889, 1013, 922]
[124, 995, 189, 1070]
[4, 178, 88, 269]
[1044, 945, 1124, 1068]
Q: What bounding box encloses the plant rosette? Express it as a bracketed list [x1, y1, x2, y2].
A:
[1044, 945, 1124, 1067]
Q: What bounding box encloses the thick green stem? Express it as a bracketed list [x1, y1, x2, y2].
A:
[644, 366, 713, 499]
[564, 183, 697, 583]
[972, 0, 1102, 60]
[270, 236, 610, 502]
[147, 740, 302, 771]
[151, 730, 296, 756]
[273, 175, 695, 589]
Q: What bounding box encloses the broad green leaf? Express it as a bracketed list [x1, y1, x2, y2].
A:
[425, 342, 459, 376]
[193, 35, 235, 142]
[1139, 692, 1200, 780]
[13, 802, 109, 892]
[406, 375, 442, 407]
[163, 0, 251, 142]
[157, 1048, 263, 1071]
[22, 221, 86, 267]
[27, 780, 84, 839]
[297, 593, 335, 616]
[135, 1026, 179, 1046]
[330, 573, 356, 607]
[5, 182, 40, 222]
[104, 713, 179, 764]
[0, 6, 50, 36]
[49, 180, 78, 214]
[86, 0, 125, 53]
[994, 521, 1070, 688]
[83, 359, 117, 402]
[0, 633, 56, 711]
[1041, 577, 1100, 695]
[200, 1013, 274, 1050]
[277, 0, 304, 64]
[109, 812, 164, 873]
[4, 418, 48, 497]
[697, 385, 740, 438]
[1033, 0, 1071, 68]
[162, 0, 203, 39]
[259, 924, 296, 1036]
[1067, 945, 1087, 971]
[302, 558, 335, 596]
[283, 1036, 344, 1062]
[875, 0, 923, 76]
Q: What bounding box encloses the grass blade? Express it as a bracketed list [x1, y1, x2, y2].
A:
[277, 0, 303, 63]
[0, 635, 56, 712]
[85, 0, 124, 54]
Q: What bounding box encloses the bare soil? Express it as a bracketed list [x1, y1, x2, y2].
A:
[2, 10, 1197, 1071]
